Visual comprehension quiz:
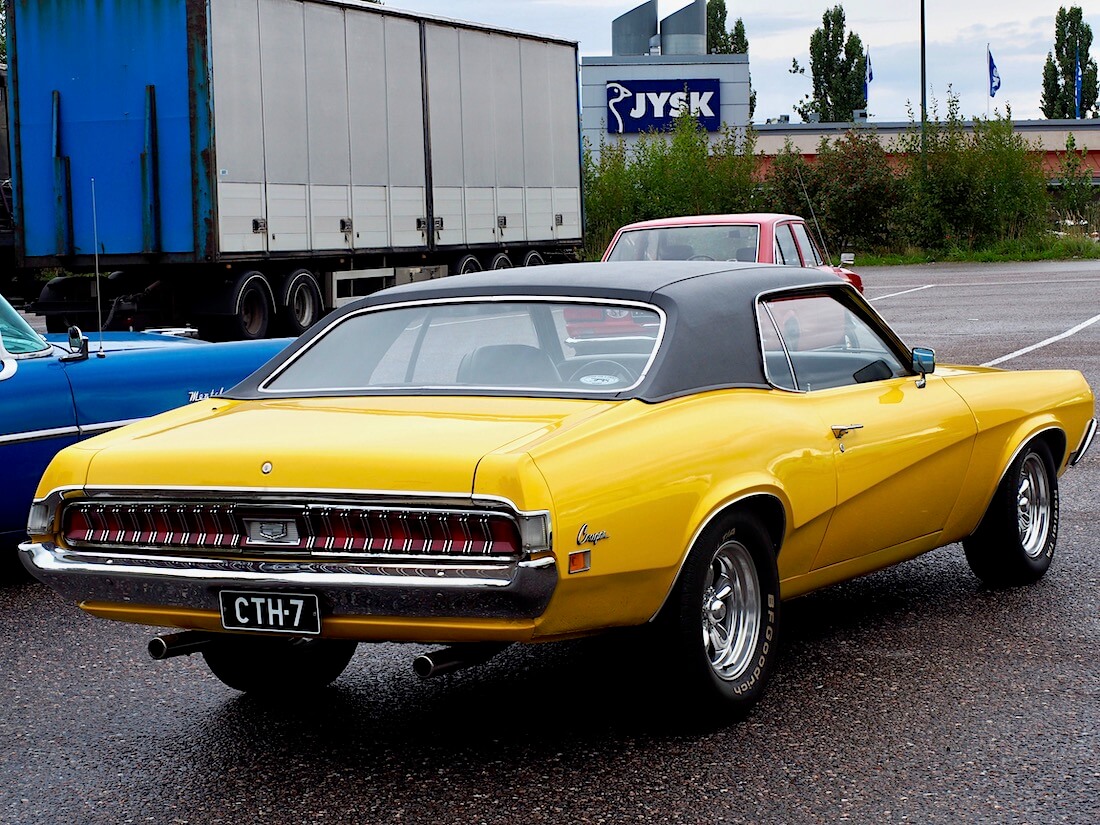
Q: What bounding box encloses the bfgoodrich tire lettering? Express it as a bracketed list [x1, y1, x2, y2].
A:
[202, 635, 357, 694]
[660, 511, 781, 717]
[963, 439, 1059, 586]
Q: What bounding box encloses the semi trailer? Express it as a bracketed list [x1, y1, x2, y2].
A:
[4, 0, 584, 337]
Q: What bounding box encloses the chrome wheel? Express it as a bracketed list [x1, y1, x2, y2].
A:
[1017, 452, 1052, 559]
[963, 439, 1058, 587]
[701, 539, 762, 681]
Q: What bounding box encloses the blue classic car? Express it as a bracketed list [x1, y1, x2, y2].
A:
[1, 292, 290, 552]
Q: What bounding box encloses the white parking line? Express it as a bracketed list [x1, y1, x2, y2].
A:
[982, 313, 1100, 367]
[869, 285, 935, 301]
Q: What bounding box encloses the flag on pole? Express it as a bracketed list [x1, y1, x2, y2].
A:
[864, 50, 873, 103]
[988, 46, 1001, 98]
[1076, 49, 1083, 118]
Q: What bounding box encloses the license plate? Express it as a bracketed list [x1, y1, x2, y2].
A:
[219, 590, 321, 635]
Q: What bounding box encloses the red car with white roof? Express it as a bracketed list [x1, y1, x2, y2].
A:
[602, 213, 863, 292]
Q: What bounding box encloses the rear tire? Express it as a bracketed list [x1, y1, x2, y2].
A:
[489, 252, 512, 270]
[226, 271, 274, 340]
[522, 250, 545, 267]
[657, 511, 780, 719]
[202, 635, 357, 694]
[964, 440, 1058, 586]
[452, 255, 482, 275]
[279, 269, 323, 336]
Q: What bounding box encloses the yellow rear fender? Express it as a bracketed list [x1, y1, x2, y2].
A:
[648, 486, 790, 622]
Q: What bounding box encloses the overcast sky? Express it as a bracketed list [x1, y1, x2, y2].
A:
[386, 0, 1098, 123]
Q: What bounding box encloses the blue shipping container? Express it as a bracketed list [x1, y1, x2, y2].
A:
[7, 0, 212, 262]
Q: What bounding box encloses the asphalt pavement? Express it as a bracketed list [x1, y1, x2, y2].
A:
[3, 260, 1098, 824]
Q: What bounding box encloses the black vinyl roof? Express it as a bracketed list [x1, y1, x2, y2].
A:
[232, 262, 853, 402]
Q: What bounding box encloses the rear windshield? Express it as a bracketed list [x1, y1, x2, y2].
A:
[605, 225, 760, 264]
[262, 299, 664, 395]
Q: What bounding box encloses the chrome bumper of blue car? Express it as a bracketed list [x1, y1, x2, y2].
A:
[18, 541, 557, 621]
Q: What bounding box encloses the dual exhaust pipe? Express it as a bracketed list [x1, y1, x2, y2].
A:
[149, 631, 508, 678]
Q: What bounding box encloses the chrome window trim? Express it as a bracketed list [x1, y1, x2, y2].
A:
[256, 295, 667, 396]
[758, 301, 800, 393]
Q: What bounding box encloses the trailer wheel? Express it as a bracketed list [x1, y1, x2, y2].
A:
[228, 271, 274, 340]
[522, 251, 545, 267]
[490, 252, 513, 270]
[279, 269, 324, 336]
[453, 255, 482, 275]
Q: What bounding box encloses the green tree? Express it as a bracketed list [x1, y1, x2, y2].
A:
[1057, 133, 1095, 224]
[1, 8, 7, 64]
[1040, 6, 1098, 118]
[730, 18, 756, 120]
[790, 5, 867, 123]
[707, 4, 756, 120]
[706, 0, 731, 54]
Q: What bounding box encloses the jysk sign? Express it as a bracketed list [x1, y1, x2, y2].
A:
[606, 79, 721, 134]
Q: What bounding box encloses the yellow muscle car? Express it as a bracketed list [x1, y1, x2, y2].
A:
[20, 262, 1096, 718]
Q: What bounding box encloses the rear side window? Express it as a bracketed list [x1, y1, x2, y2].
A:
[774, 224, 803, 267]
[791, 223, 824, 266]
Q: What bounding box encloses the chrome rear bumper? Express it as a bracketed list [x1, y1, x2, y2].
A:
[1069, 418, 1096, 467]
[19, 541, 557, 621]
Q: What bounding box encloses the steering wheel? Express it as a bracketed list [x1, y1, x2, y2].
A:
[688, 254, 715, 261]
[569, 360, 637, 388]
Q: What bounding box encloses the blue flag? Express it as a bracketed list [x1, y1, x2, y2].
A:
[988, 47, 1001, 98]
[864, 50, 873, 103]
[1076, 49, 1083, 118]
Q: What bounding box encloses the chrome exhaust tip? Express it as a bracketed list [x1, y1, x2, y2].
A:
[148, 630, 214, 660]
[413, 643, 509, 679]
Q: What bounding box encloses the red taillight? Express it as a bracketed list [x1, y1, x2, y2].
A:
[305, 510, 520, 556]
[62, 502, 523, 558]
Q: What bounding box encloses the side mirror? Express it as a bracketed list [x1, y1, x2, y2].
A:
[61, 325, 90, 363]
[911, 347, 935, 387]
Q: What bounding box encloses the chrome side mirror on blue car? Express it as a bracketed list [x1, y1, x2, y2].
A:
[61, 326, 90, 363]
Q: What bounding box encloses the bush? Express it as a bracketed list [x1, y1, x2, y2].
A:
[813, 129, 898, 254]
[1056, 133, 1096, 229]
[581, 109, 759, 259]
[893, 96, 1047, 250]
[582, 91, 1062, 261]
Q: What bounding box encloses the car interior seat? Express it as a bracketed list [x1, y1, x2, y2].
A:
[456, 344, 562, 387]
[660, 243, 695, 260]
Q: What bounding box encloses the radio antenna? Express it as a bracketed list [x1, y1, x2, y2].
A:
[795, 165, 833, 265]
[91, 178, 106, 357]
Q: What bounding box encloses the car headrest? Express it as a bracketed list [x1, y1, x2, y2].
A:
[456, 344, 562, 387]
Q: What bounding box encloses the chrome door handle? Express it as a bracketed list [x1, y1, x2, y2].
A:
[831, 424, 864, 439]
